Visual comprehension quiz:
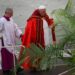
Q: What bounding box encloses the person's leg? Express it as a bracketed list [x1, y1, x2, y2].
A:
[3, 70, 12, 75]
[1, 48, 14, 75]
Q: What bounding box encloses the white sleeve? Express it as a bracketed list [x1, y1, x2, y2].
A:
[14, 23, 22, 38]
[0, 20, 4, 32]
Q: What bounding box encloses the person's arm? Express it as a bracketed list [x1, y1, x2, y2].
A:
[0, 19, 4, 38]
[48, 18, 54, 28]
[0, 20, 4, 32]
[14, 23, 23, 39]
[51, 25, 56, 46]
[49, 18, 56, 46]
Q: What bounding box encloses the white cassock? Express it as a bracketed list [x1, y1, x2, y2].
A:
[0, 17, 22, 54]
[43, 19, 52, 46]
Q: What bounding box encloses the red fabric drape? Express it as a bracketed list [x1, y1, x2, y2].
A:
[19, 9, 56, 70]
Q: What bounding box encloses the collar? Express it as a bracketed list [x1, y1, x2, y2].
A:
[3, 16, 10, 21]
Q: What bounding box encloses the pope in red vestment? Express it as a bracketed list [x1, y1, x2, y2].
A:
[19, 6, 56, 70]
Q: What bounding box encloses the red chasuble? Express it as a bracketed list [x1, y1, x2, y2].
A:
[19, 9, 56, 70]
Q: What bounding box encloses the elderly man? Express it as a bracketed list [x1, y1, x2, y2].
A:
[19, 5, 56, 70]
[22, 5, 55, 48]
[0, 8, 22, 75]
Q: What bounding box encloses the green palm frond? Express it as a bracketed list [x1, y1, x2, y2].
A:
[52, 9, 75, 32]
[51, 0, 75, 33]
[65, 0, 75, 16]
[65, 0, 73, 15]
[51, 0, 75, 71]
[16, 44, 63, 71]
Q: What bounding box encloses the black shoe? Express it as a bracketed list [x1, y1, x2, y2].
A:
[17, 67, 25, 75]
[17, 67, 23, 72]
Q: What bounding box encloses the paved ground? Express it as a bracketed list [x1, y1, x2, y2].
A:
[0, 65, 74, 75]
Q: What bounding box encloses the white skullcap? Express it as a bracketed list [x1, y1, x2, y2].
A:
[38, 5, 46, 9]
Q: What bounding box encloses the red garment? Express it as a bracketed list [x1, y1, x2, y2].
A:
[19, 9, 55, 70]
[22, 9, 54, 48]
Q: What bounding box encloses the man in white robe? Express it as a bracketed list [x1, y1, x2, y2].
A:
[0, 8, 22, 75]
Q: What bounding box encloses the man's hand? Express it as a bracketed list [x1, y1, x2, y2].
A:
[49, 23, 55, 29]
[20, 34, 23, 41]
